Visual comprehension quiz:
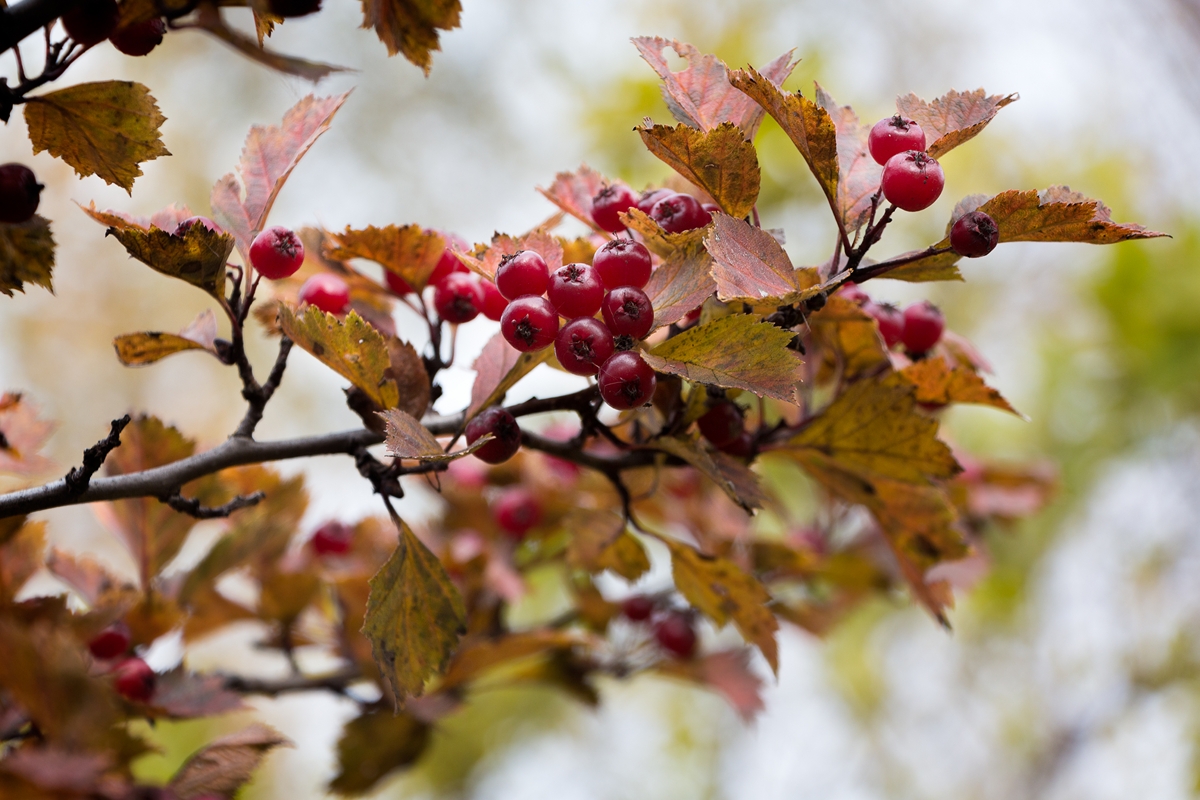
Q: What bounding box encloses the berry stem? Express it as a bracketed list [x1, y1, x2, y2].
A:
[852, 243, 954, 283]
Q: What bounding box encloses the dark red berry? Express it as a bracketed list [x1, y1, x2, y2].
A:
[267, 0, 322, 17]
[702, 203, 721, 216]
[501, 295, 559, 352]
[311, 521, 353, 556]
[429, 235, 469, 287]
[495, 250, 550, 301]
[173, 216, 223, 236]
[901, 301, 944, 354]
[465, 407, 522, 464]
[110, 17, 165, 56]
[697, 402, 744, 449]
[868, 115, 926, 166]
[650, 192, 710, 234]
[491, 487, 542, 540]
[479, 279, 507, 321]
[865, 302, 905, 349]
[250, 226, 304, 280]
[591, 183, 638, 233]
[385, 271, 413, 296]
[653, 612, 697, 658]
[555, 317, 615, 376]
[636, 188, 673, 215]
[298, 273, 350, 315]
[949, 210, 999, 258]
[87, 623, 131, 660]
[601, 286, 654, 340]
[62, 0, 118, 45]
[592, 238, 652, 290]
[598, 351, 657, 410]
[720, 430, 755, 458]
[881, 151, 945, 212]
[0, 164, 43, 224]
[548, 262, 604, 318]
[113, 657, 156, 703]
[621, 596, 654, 622]
[434, 272, 485, 324]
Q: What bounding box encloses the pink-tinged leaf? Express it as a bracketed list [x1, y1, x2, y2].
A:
[701, 649, 766, 721]
[148, 668, 247, 719]
[149, 203, 195, 232]
[815, 83, 881, 234]
[210, 174, 256, 259]
[380, 407, 492, 462]
[974, 186, 1168, 244]
[537, 164, 609, 230]
[0, 747, 114, 794]
[704, 213, 819, 305]
[896, 88, 1018, 159]
[468, 331, 552, 418]
[0, 393, 54, 476]
[169, 722, 292, 800]
[462, 229, 563, 282]
[78, 200, 150, 231]
[46, 547, 130, 606]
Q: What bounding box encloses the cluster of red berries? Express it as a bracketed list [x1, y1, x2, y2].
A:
[868, 115, 944, 212]
[382, 233, 506, 325]
[620, 595, 697, 659]
[840, 284, 947, 356]
[86, 622, 157, 702]
[592, 183, 717, 236]
[60, 0, 166, 56]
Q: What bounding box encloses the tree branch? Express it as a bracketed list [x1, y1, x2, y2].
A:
[62, 415, 131, 495]
[233, 336, 293, 439]
[162, 490, 265, 518]
[223, 667, 362, 697]
[0, 0, 81, 54]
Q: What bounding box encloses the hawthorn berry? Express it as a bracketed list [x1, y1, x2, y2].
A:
[702, 203, 721, 217]
[495, 250, 550, 301]
[112, 657, 156, 703]
[865, 302, 905, 349]
[591, 183, 638, 233]
[479, 279, 507, 321]
[267, 0, 322, 17]
[548, 262, 604, 318]
[697, 402, 744, 449]
[554, 317, 615, 376]
[0, 163, 43, 224]
[174, 216, 223, 236]
[653, 612, 697, 658]
[298, 273, 350, 315]
[491, 488, 543, 540]
[901, 301, 945, 355]
[429, 236, 469, 287]
[949, 210, 1000, 258]
[836, 282, 869, 305]
[721, 430, 755, 458]
[501, 295, 559, 352]
[636, 188, 672, 215]
[621, 596, 654, 622]
[881, 151, 945, 212]
[868, 115, 926, 165]
[250, 226, 304, 280]
[62, 0, 119, 45]
[87, 622, 131, 660]
[650, 192, 711, 234]
[598, 351, 657, 410]
[384, 271, 413, 296]
[592, 238, 652, 290]
[434, 272, 485, 324]
[465, 407, 522, 464]
[110, 17, 166, 56]
[311, 521, 353, 556]
[601, 286, 654, 340]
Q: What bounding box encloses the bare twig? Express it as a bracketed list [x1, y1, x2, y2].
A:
[162, 490, 265, 519]
[223, 667, 362, 697]
[233, 337, 293, 439]
[63, 415, 132, 496]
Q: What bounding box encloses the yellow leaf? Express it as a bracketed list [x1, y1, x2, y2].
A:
[877, 248, 963, 282]
[380, 407, 491, 462]
[973, 186, 1167, 244]
[637, 122, 761, 218]
[0, 216, 54, 297]
[328, 224, 446, 292]
[360, 0, 462, 74]
[642, 433, 766, 512]
[807, 295, 890, 383]
[113, 309, 219, 366]
[563, 509, 650, 581]
[279, 305, 400, 410]
[900, 356, 1021, 415]
[106, 222, 235, 300]
[619, 207, 709, 261]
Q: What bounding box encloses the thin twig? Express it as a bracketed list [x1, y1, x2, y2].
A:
[223, 667, 362, 697]
[162, 490, 265, 519]
[63, 415, 132, 496]
[233, 337, 293, 439]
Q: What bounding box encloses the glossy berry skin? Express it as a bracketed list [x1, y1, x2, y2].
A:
[598, 351, 657, 410]
[697, 402, 744, 449]
[653, 612, 697, 658]
[429, 237, 469, 287]
[465, 407, 522, 464]
[622, 596, 654, 622]
[592, 238, 652, 290]
[479, 280, 507, 321]
[636, 188, 673, 215]
[491, 488, 542, 540]
[547, 263, 604, 318]
[62, 0, 119, 45]
[174, 216, 223, 236]
[298, 273, 350, 315]
[495, 250, 550, 301]
[650, 192, 710, 234]
[501, 295, 559, 352]
[950, 210, 1000, 258]
[0, 164, 43, 224]
[250, 226, 305, 280]
[868, 115, 926, 166]
[267, 0, 322, 17]
[555, 317, 615, 376]
[311, 521, 353, 556]
[881, 151, 945, 212]
[591, 183, 638, 233]
[865, 302, 905, 349]
[601, 286, 654, 340]
[113, 657, 156, 703]
[110, 17, 166, 56]
[434, 272, 485, 324]
[901, 301, 945, 355]
[384, 271, 413, 296]
[87, 623, 131, 660]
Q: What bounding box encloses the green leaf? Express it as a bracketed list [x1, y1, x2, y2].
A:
[896, 88, 1017, 160]
[329, 709, 429, 796]
[105, 222, 235, 300]
[328, 225, 446, 292]
[360, 0, 462, 74]
[704, 213, 819, 306]
[0, 216, 54, 297]
[637, 122, 761, 218]
[279, 305, 400, 410]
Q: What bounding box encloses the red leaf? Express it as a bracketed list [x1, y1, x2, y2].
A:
[704, 213, 819, 305]
[537, 164, 609, 230]
[815, 83, 881, 234]
[0, 392, 54, 477]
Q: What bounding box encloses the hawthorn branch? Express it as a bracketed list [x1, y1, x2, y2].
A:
[233, 336, 293, 439]
[223, 667, 362, 697]
[851, 244, 954, 283]
[62, 415, 132, 496]
[162, 490, 265, 518]
[0, 0, 81, 55]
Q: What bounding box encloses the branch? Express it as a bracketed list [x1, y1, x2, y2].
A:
[852, 244, 954, 283]
[223, 667, 362, 697]
[62, 415, 131, 495]
[162, 490, 265, 519]
[0, 0, 81, 54]
[233, 336, 293, 439]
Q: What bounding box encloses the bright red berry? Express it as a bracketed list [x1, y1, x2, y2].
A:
[384, 271, 413, 296]
[650, 192, 710, 234]
[868, 115, 926, 166]
[174, 216, 223, 236]
[0, 164, 43, 224]
[555, 317, 615, 376]
[87, 622, 131, 660]
[501, 295, 559, 351]
[250, 226, 304, 280]
[429, 236, 469, 287]
[495, 250, 550, 301]
[881, 151, 944, 212]
[702, 203, 721, 216]
[697, 402, 744, 449]
[110, 17, 166, 56]
[465, 407, 522, 464]
[901, 301, 945, 355]
[592, 238, 652, 290]
[865, 302, 905, 349]
[653, 612, 697, 658]
[62, 0, 119, 45]
[267, 0, 322, 17]
[598, 351, 657, 410]
[601, 286, 654, 340]
[950, 210, 1000, 258]
[491, 488, 543, 540]
[479, 279, 507, 321]
[636, 188, 673, 215]
[298, 273, 350, 315]
[547, 262, 604, 318]
[591, 183, 638, 233]
[622, 596, 654, 622]
[434, 272, 485, 324]
[112, 657, 156, 703]
[311, 521, 353, 556]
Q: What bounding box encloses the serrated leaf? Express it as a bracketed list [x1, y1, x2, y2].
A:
[900, 356, 1020, 415]
[970, 186, 1167, 244]
[24, 81, 169, 191]
[329, 708, 430, 796]
[808, 295, 890, 382]
[643, 434, 764, 512]
[644, 242, 716, 330]
[814, 84, 881, 234]
[328, 224, 446, 292]
[0, 392, 54, 476]
[106, 222, 235, 299]
[637, 123, 760, 218]
[458, 229, 563, 282]
[0, 216, 54, 297]
[380, 407, 490, 461]
[896, 88, 1017, 159]
[360, 0, 462, 74]
[169, 723, 291, 800]
[467, 331, 553, 417]
[537, 164, 608, 230]
[386, 337, 431, 419]
[704, 213, 819, 306]
[113, 309, 220, 366]
[620, 206, 709, 262]
[279, 305, 400, 410]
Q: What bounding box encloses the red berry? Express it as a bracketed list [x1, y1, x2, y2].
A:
[113, 657, 156, 703]
[636, 188, 673, 215]
[591, 183, 638, 233]
[865, 302, 905, 349]
[311, 521, 353, 556]
[465, 407, 522, 464]
[479, 279, 507, 321]
[949, 210, 999, 258]
[267, 0, 322, 17]
[598, 351, 657, 410]
[601, 286, 654, 340]
[836, 283, 869, 305]
[881, 151, 945, 212]
[548, 262, 604, 318]
[110, 17, 165, 56]
[0, 164, 43, 224]
[429, 236, 469, 287]
[555, 317, 615, 376]
[650, 193, 710, 234]
[901, 301, 945, 354]
[87, 623, 131, 660]
[592, 238, 652, 290]
[868, 115, 926, 166]
[383, 271, 411, 295]
[495, 250, 550, 301]
[653, 612, 697, 658]
[298, 273, 350, 315]
[697, 402, 744, 448]
[434, 272, 485, 324]
[62, 0, 119, 45]
[501, 295, 559, 352]
[622, 596, 654, 621]
[702, 203, 721, 216]
[720, 430, 755, 458]
[173, 216, 223, 236]
[250, 226, 304, 280]
[683, 306, 703, 325]
[491, 487, 542, 540]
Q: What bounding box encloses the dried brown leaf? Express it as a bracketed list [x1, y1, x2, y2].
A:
[0, 216, 55, 297]
[169, 722, 292, 799]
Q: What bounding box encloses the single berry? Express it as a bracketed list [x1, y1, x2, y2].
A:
[491, 488, 543, 540]
[87, 622, 131, 660]
[501, 295, 559, 351]
[653, 612, 697, 658]
[601, 286, 654, 340]
[868, 115, 927, 166]
[173, 216, 223, 236]
[702, 203, 721, 216]
[720, 430, 755, 458]
[249, 226, 304, 280]
[622, 596, 654, 622]
[836, 283, 869, 305]
[591, 183, 638, 233]
[697, 402, 744, 449]
[62, 0, 119, 45]
[465, 407, 522, 464]
[113, 657, 156, 703]
[495, 250, 550, 301]
[311, 521, 353, 556]
[0, 164, 43, 224]
[949, 210, 1000, 258]
[650, 192, 710, 234]
[110, 17, 166, 56]
[598, 351, 657, 410]
[865, 302, 905, 349]
[548, 262, 604, 318]
[683, 306, 703, 325]
[434, 272, 485, 324]
[592, 238, 652, 290]
[479, 279, 507, 321]
[429, 235, 469, 287]
[901, 301, 945, 355]
[385, 271, 413, 295]
[267, 0, 322, 17]
[881, 151, 945, 212]
[555, 317, 615, 376]
[298, 273, 350, 315]
[636, 188, 673, 215]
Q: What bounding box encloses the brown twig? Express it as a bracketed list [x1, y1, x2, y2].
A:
[62, 415, 132, 496]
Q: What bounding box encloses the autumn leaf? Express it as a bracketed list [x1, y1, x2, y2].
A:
[0, 216, 55, 297]
[537, 164, 608, 230]
[643, 434, 765, 512]
[896, 88, 1017, 159]
[644, 243, 716, 330]
[563, 509, 651, 580]
[147, 668, 247, 719]
[279, 305, 400, 410]
[813, 84, 881, 234]
[441, 630, 584, 690]
[458, 229, 563, 282]
[807, 295, 890, 382]
[620, 206, 710, 261]
[195, 6, 347, 84]
[656, 649, 765, 721]
[900, 356, 1020, 415]
[969, 186, 1167, 244]
[105, 220, 235, 300]
[637, 123, 761, 218]
[0, 392, 55, 476]
[0, 519, 45, 602]
[360, 0, 462, 74]
[24, 81, 169, 192]
[46, 547, 131, 607]
[875, 248, 963, 282]
[328, 708, 430, 795]
[704, 213, 819, 306]
[113, 309, 220, 366]
[169, 723, 292, 800]
[328, 224, 446, 292]
[0, 747, 115, 796]
[386, 337, 431, 419]
[381, 407, 492, 462]
[468, 331, 553, 417]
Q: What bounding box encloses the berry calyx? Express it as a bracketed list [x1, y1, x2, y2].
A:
[384, 271, 413, 296]
[901, 301, 945, 355]
[865, 302, 905, 349]
[592, 238, 652, 290]
[434, 272, 485, 324]
[949, 210, 1000, 258]
[311, 521, 353, 556]
[112, 657, 156, 703]
[881, 151, 945, 212]
[547, 262, 604, 319]
[173, 216, 223, 237]
[591, 183, 638, 233]
[650, 192, 710, 234]
[298, 273, 350, 315]
[554, 317, 615, 376]
[249, 226, 305, 280]
[621, 596, 654, 622]
[110, 17, 166, 56]
[479, 279, 507, 321]
[653, 612, 697, 658]
[87, 622, 131, 660]
[501, 295, 559, 352]
[266, 0, 322, 17]
[429, 235, 469, 287]
[601, 286, 654, 340]
[697, 402, 744, 449]
[62, 0, 119, 45]
[465, 407, 522, 464]
[495, 250, 550, 301]
[868, 115, 926, 166]
[491, 488, 542, 540]
[636, 188, 672, 215]
[598, 351, 657, 410]
[0, 163, 43, 224]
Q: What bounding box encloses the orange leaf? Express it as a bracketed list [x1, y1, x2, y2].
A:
[896, 88, 1017, 159]
[327, 224, 446, 292]
[900, 356, 1021, 415]
[537, 164, 609, 230]
[705, 213, 819, 306]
